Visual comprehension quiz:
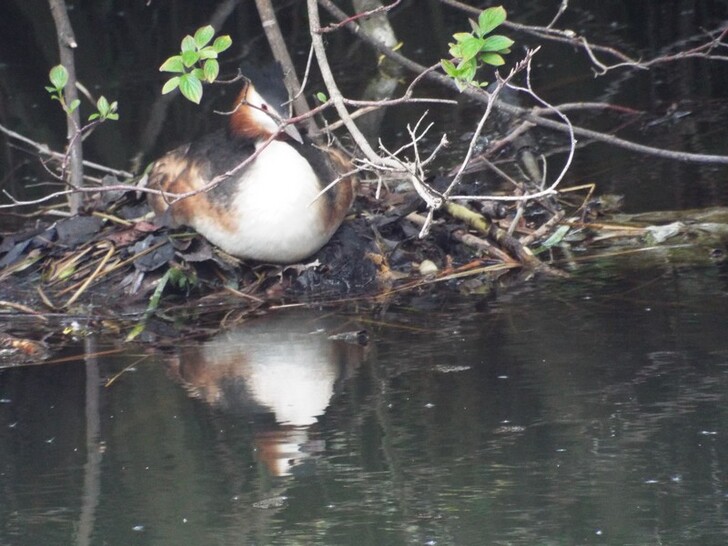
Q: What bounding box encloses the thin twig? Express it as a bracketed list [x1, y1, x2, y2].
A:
[318, 0, 728, 165]
[318, 0, 401, 33]
[309, 0, 398, 169]
[64, 241, 116, 307]
[254, 0, 317, 132]
[0, 122, 133, 178]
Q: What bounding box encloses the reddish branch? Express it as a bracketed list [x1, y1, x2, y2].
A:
[317, 0, 402, 34]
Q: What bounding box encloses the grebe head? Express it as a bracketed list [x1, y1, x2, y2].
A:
[230, 77, 302, 143]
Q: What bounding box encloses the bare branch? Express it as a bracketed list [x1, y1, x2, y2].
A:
[318, 0, 402, 34]
[308, 0, 400, 170]
[439, 0, 728, 75]
[546, 0, 569, 29]
[48, 0, 83, 213]
[254, 0, 317, 132]
[0, 122, 133, 179]
[506, 52, 575, 196]
[319, 0, 728, 165]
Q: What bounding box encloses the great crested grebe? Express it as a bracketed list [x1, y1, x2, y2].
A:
[146, 71, 355, 263]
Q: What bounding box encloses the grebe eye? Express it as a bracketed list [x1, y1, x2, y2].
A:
[261, 104, 269, 111]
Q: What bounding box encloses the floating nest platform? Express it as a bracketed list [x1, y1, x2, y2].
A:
[2, 177, 725, 344]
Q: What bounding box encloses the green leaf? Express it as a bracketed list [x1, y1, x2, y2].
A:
[191, 68, 205, 80]
[49, 65, 68, 89]
[179, 74, 203, 104]
[168, 266, 196, 289]
[88, 113, 100, 121]
[536, 225, 571, 252]
[203, 59, 219, 83]
[181, 50, 199, 68]
[468, 18, 480, 35]
[459, 36, 486, 63]
[193, 25, 215, 48]
[212, 35, 232, 53]
[68, 99, 80, 113]
[448, 42, 463, 59]
[44, 85, 56, 93]
[315, 91, 328, 102]
[159, 55, 185, 73]
[445, 59, 475, 81]
[126, 267, 179, 342]
[452, 32, 472, 43]
[440, 59, 459, 78]
[478, 6, 507, 36]
[197, 47, 218, 60]
[479, 52, 505, 66]
[453, 78, 467, 92]
[181, 35, 196, 52]
[94, 97, 118, 121]
[481, 35, 514, 52]
[161, 76, 180, 94]
[458, 58, 477, 82]
[96, 95, 109, 114]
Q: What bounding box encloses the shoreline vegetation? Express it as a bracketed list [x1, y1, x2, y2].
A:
[1, 1, 727, 344]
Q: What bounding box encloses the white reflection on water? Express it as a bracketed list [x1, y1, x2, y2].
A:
[165, 311, 366, 475]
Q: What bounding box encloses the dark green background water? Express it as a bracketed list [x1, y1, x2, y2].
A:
[2, 267, 728, 545]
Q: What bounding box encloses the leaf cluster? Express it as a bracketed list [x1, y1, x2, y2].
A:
[46, 64, 118, 121]
[441, 6, 513, 91]
[46, 65, 80, 114]
[159, 25, 232, 104]
[88, 96, 119, 121]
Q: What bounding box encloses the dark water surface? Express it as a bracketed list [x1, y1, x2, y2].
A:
[2, 1, 728, 545]
[2, 261, 728, 545]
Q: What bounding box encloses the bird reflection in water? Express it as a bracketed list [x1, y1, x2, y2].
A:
[165, 312, 367, 476]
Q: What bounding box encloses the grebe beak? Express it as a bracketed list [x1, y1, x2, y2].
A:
[283, 122, 303, 144]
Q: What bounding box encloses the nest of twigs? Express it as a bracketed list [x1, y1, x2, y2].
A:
[0, 170, 598, 321]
